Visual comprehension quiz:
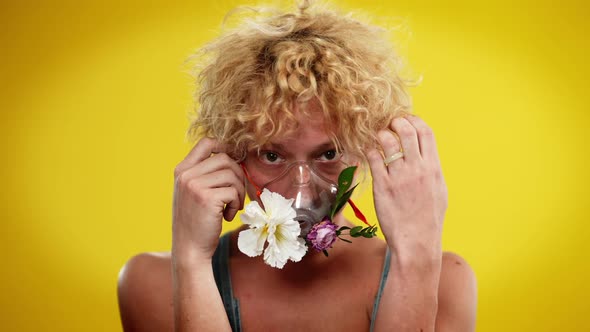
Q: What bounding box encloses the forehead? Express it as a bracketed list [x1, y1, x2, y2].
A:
[266, 102, 333, 147]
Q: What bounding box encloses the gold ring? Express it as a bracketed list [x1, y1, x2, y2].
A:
[384, 152, 404, 165]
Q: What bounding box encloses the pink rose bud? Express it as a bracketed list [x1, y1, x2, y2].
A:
[306, 220, 339, 251]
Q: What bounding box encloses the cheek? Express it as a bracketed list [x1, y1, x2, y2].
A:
[245, 182, 259, 202]
[245, 181, 292, 202]
[261, 182, 293, 199]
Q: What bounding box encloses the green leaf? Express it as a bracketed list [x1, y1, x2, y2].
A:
[357, 226, 376, 238]
[361, 231, 374, 238]
[322, 250, 329, 257]
[330, 184, 358, 218]
[329, 167, 359, 219]
[338, 237, 352, 243]
[371, 227, 379, 235]
[336, 166, 357, 200]
[350, 226, 363, 236]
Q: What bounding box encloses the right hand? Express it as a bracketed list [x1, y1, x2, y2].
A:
[171, 137, 245, 264]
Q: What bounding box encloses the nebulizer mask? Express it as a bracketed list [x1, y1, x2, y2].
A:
[242, 152, 349, 237]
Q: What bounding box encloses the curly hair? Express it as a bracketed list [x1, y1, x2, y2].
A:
[185, 0, 413, 162]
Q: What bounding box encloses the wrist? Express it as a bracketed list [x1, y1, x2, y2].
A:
[172, 245, 214, 269]
[389, 254, 442, 304]
[389, 240, 442, 275]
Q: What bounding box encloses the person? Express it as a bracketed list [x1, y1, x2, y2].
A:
[117, 1, 477, 331]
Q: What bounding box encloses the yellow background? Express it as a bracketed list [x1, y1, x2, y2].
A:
[1, 0, 588, 331]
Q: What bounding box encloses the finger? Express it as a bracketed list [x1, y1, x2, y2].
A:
[404, 114, 440, 162]
[195, 153, 245, 185]
[178, 159, 245, 210]
[377, 129, 404, 171]
[366, 148, 388, 185]
[391, 117, 421, 162]
[177, 152, 244, 189]
[210, 187, 240, 222]
[175, 137, 228, 175]
[198, 169, 246, 210]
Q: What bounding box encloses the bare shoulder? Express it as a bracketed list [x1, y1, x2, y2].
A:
[117, 252, 174, 332]
[435, 251, 478, 332]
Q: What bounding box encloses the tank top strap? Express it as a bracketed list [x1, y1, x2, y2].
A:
[211, 232, 242, 332]
[369, 246, 391, 332]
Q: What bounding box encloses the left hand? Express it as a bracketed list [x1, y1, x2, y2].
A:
[366, 114, 448, 259]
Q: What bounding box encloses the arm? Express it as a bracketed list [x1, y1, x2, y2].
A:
[373, 250, 477, 332]
[172, 256, 231, 332]
[367, 115, 476, 331]
[170, 137, 245, 332]
[373, 243, 442, 331]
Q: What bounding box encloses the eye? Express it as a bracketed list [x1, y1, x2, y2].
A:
[318, 149, 340, 162]
[259, 151, 284, 164]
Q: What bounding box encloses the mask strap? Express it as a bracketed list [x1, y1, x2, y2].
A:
[240, 163, 262, 198]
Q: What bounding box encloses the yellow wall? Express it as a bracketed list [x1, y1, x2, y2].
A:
[1, 0, 588, 331]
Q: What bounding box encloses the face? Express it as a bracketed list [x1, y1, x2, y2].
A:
[242, 104, 352, 232]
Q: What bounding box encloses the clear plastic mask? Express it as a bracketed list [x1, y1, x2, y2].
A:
[264, 162, 338, 236]
[243, 161, 341, 237]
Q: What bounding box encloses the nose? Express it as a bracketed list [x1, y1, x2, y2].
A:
[290, 164, 312, 185]
[292, 184, 317, 209]
[284, 164, 318, 209]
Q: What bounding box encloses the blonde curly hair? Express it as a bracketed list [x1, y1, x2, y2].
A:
[186, 0, 413, 162]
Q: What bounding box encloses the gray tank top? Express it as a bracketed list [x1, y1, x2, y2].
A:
[212, 232, 391, 332]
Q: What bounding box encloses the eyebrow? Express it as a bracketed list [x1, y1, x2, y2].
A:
[264, 141, 337, 155]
